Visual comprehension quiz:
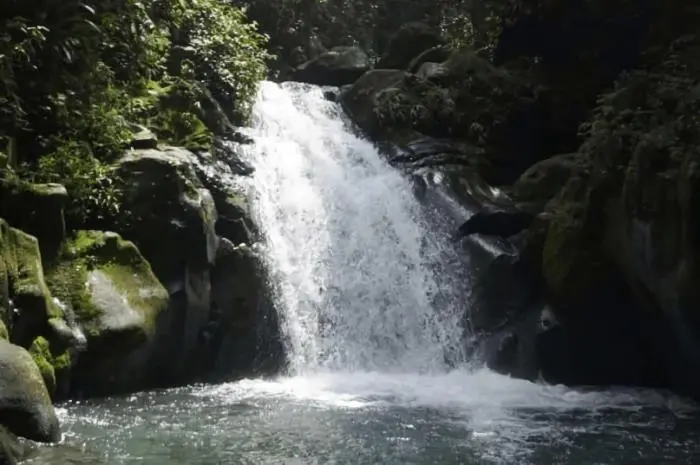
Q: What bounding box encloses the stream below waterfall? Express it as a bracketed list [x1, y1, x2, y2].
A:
[39, 82, 700, 464]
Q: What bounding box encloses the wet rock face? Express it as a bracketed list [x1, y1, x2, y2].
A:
[109, 144, 280, 388]
[45, 231, 170, 396]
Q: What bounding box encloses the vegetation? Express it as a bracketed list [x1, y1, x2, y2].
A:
[0, 0, 270, 229]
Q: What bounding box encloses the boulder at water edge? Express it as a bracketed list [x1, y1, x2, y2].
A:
[0, 339, 60, 443]
[111, 145, 278, 386]
[45, 231, 169, 395]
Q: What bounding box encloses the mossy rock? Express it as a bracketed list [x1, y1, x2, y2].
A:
[46, 231, 169, 354]
[541, 176, 612, 305]
[510, 153, 590, 211]
[0, 219, 61, 347]
[340, 69, 408, 137]
[0, 321, 7, 340]
[0, 180, 68, 259]
[28, 336, 71, 400]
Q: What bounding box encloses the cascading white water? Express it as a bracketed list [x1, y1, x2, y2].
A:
[238, 81, 467, 374]
[55, 80, 697, 465]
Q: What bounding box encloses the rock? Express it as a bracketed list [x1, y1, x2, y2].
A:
[188, 147, 257, 245]
[0, 180, 68, 258]
[340, 69, 408, 137]
[213, 191, 255, 246]
[415, 62, 449, 81]
[45, 231, 169, 395]
[0, 426, 24, 465]
[348, 49, 543, 184]
[111, 145, 269, 386]
[375, 22, 446, 70]
[407, 46, 453, 74]
[541, 175, 610, 304]
[0, 220, 62, 348]
[0, 339, 59, 442]
[527, 45, 700, 395]
[510, 153, 590, 210]
[292, 46, 370, 86]
[116, 147, 219, 286]
[128, 124, 158, 150]
[201, 239, 277, 377]
[28, 336, 71, 400]
[456, 208, 535, 239]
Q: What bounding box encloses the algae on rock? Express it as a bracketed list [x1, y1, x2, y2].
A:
[46, 230, 168, 348]
[44, 230, 169, 395]
[28, 336, 71, 399]
[0, 219, 61, 347]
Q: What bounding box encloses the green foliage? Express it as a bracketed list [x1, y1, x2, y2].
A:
[0, 0, 270, 231]
[34, 141, 122, 229]
[169, 0, 271, 123]
[580, 36, 700, 176]
[245, 0, 479, 68]
[126, 78, 214, 149]
[374, 51, 534, 142]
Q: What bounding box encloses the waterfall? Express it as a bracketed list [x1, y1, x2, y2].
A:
[238, 81, 468, 375]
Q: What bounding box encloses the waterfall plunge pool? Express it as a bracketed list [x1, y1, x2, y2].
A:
[33, 81, 700, 464]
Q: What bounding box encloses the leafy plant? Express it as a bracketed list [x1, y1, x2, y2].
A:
[35, 140, 123, 230]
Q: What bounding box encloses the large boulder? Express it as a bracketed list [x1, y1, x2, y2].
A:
[45, 231, 169, 395]
[111, 145, 275, 386]
[200, 239, 282, 378]
[116, 147, 220, 287]
[292, 46, 370, 86]
[0, 181, 68, 259]
[375, 22, 446, 70]
[509, 153, 590, 210]
[0, 220, 63, 348]
[456, 208, 535, 239]
[340, 69, 408, 137]
[526, 41, 700, 396]
[0, 339, 59, 443]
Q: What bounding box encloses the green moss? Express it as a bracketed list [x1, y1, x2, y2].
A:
[0, 321, 7, 340]
[0, 219, 61, 323]
[45, 252, 101, 334]
[46, 231, 168, 338]
[28, 335, 72, 399]
[542, 206, 584, 296]
[29, 337, 57, 396]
